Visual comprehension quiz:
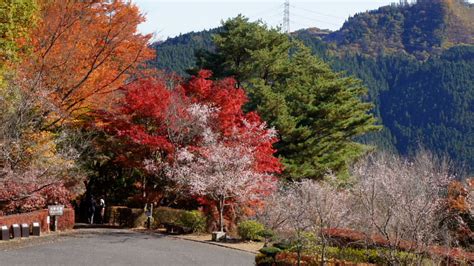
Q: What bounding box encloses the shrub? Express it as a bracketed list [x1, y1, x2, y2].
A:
[154, 207, 183, 226]
[154, 207, 207, 233]
[131, 211, 148, 228]
[107, 206, 145, 227]
[275, 251, 319, 266]
[255, 253, 274, 266]
[273, 241, 292, 250]
[180, 210, 206, 233]
[259, 229, 275, 240]
[303, 244, 422, 265]
[238, 220, 265, 241]
[259, 247, 282, 257]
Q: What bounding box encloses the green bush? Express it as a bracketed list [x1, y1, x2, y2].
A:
[107, 206, 145, 227]
[180, 210, 207, 233]
[259, 247, 281, 257]
[258, 229, 275, 239]
[154, 207, 184, 226]
[307, 245, 420, 265]
[273, 241, 292, 250]
[255, 253, 274, 266]
[237, 220, 265, 241]
[154, 207, 207, 233]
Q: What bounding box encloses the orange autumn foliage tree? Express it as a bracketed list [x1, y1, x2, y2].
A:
[1, 0, 154, 214]
[21, 0, 154, 125]
[445, 179, 474, 248]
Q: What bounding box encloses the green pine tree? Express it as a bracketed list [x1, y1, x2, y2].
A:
[195, 16, 380, 180]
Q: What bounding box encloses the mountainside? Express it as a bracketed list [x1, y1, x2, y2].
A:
[149, 0, 474, 174]
[148, 29, 217, 76]
[331, 47, 474, 171]
[323, 0, 474, 59]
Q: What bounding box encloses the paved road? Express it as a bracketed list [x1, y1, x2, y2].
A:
[0, 229, 254, 266]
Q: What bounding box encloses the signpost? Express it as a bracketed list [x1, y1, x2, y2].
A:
[145, 203, 153, 229]
[48, 205, 64, 232]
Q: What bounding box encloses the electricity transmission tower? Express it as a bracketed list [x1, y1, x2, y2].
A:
[283, 0, 290, 34]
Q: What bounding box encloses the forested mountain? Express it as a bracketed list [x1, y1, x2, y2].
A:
[148, 29, 217, 75]
[328, 47, 474, 172]
[149, 0, 474, 175]
[323, 0, 474, 59]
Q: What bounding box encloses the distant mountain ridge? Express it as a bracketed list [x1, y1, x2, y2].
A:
[148, 0, 474, 175]
[316, 0, 474, 58]
[148, 28, 218, 75]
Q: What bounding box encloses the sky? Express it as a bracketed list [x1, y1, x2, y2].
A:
[133, 0, 473, 41]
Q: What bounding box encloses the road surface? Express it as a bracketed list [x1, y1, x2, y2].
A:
[0, 229, 254, 266]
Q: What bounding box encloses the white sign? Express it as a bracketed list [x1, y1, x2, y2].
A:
[12, 224, 19, 228]
[1, 225, 7, 230]
[48, 205, 64, 216]
[33, 222, 40, 227]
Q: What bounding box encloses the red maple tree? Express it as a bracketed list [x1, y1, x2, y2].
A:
[94, 71, 282, 227]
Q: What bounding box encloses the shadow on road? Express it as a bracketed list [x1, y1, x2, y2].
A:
[68, 227, 169, 241]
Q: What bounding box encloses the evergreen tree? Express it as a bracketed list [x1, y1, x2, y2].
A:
[195, 16, 380, 180]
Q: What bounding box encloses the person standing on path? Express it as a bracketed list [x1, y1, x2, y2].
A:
[89, 197, 97, 224]
[98, 197, 106, 224]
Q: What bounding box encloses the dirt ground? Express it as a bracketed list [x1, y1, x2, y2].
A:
[174, 233, 264, 254]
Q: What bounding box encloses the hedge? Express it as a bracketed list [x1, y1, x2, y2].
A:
[255, 246, 434, 266]
[106, 206, 147, 228]
[106, 206, 206, 233]
[323, 228, 474, 263]
[154, 207, 206, 233]
[273, 251, 377, 266]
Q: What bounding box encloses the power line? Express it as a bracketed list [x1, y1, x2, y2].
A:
[259, 11, 285, 20]
[281, 1, 342, 34]
[247, 3, 284, 20]
[291, 11, 341, 27]
[290, 4, 345, 20]
[289, 20, 319, 31]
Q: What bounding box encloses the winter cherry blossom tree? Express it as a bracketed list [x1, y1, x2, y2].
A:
[257, 179, 349, 265]
[301, 178, 350, 264]
[167, 103, 278, 232]
[350, 150, 454, 264]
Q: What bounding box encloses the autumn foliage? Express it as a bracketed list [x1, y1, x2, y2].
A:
[21, 0, 154, 122]
[1, 0, 153, 214]
[94, 71, 282, 229]
[97, 71, 281, 172]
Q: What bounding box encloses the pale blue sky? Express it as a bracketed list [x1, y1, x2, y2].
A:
[133, 0, 473, 41]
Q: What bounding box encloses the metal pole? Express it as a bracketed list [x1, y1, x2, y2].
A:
[283, 0, 290, 34]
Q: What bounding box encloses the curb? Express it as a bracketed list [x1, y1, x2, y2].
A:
[171, 235, 259, 255]
[0, 229, 78, 251]
[133, 229, 259, 255]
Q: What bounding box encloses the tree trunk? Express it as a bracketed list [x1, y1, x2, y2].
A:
[320, 229, 326, 266]
[297, 231, 302, 266]
[297, 247, 301, 266]
[218, 197, 225, 232]
[320, 241, 326, 266]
